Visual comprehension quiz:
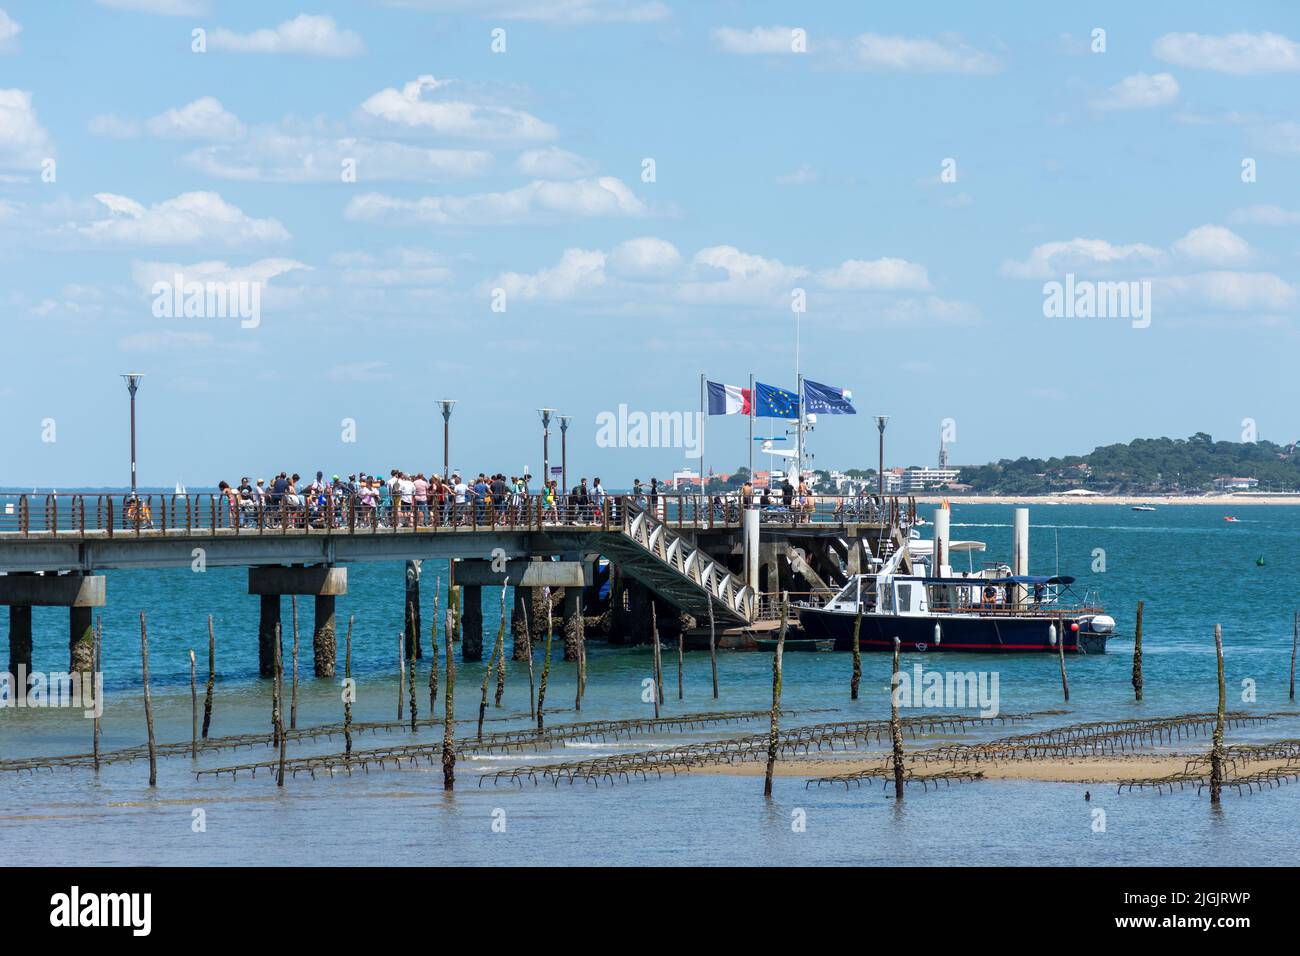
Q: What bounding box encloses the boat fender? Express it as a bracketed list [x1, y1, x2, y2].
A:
[1049, 624, 1057, 647]
[933, 622, 941, 646]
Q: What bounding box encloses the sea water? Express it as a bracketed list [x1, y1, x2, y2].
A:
[2, 504, 1299, 866]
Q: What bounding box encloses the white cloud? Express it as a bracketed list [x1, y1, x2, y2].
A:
[0, 9, 21, 52]
[328, 361, 392, 382]
[360, 75, 556, 141]
[491, 248, 607, 301]
[1230, 205, 1300, 227]
[515, 146, 594, 179]
[329, 248, 454, 286]
[1001, 238, 1164, 279]
[1155, 272, 1296, 312]
[1253, 121, 1300, 157]
[210, 14, 363, 57]
[145, 97, 245, 140]
[878, 296, 980, 325]
[185, 131, 492, 183]
[713, 26, 804, 55]
[1089, 72, 1179, 111]
[0, 89, 54, 169]
[1170, 225, 1251, 265]
[345, 176, 646, 226]
[608, 237, 681, 277]
[88, 114, 142, 139]
[1154, 31, 1300, 74]
[379, 0, 669, 24]
[67, 192, 290, 247]
[775, 163, 817, 185]
[96, 0, 206, 14]
[817, 257, 931, 291]
[676, 245, 807, 305]
[130, 257, 310, 294]
[847, 33, 1002, 74]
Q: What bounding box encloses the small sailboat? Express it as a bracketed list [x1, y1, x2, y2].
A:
[1132, 505, 1156, 512]
[174, 479, 187, 496]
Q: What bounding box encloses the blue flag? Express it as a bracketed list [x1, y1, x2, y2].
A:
[755, 382, 799, 419]
[803, 379, 856, 415]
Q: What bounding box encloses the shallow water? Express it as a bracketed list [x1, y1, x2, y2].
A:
[3, 504, 1298, 865]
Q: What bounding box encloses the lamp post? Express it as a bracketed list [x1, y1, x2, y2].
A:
[558, 415, 572, 493]
[538, 408, 556, 490]
[875, 415, 889, 499]
[121, 373, 143, 498]
[437, 399, 456, 480]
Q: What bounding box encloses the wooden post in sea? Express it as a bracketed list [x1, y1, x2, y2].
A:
[202, 615, 215, 738]
[676, 618, 684, 701]
[850, 602, 863, 701]
[575, 607, 586, 712]
[494, 580, 508, 708]
[707, 599, 718, 699]
[1290, 610, 1297, 702]
[763, 595, 788, 798]
[92, 618, 102, 772]
[1054, 623, 1069, 703]
[441, 607, 456, 791]
[290, 596, 299, 730]
[1210, 623, 1225, 804]
[1132, 601, 1144, 702]
[189, 649, 198, 759]
[430, 584, 441, 716]
[343, 615, 354, 757]
[274, 620, 286, 788]
[271, 623, 282, 747]
[408, 612, 418, 732]
[650, 603, 661, 719]
[890, 636, 905, 800]
[521, 601, 536, 717]
[140, 612, 157, 787]
[536, 588, 554, 732]
[397, 631, 405, 722]
[478, 596, 501, 740]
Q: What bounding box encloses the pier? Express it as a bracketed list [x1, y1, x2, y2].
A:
[0, 491, 915, 678]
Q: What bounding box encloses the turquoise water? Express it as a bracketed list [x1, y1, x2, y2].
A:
[3, 504, 1299, 865]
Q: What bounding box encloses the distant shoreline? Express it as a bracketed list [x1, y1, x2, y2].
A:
[913, 494, 1300, 507]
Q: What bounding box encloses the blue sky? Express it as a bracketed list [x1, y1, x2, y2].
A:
[2, 1, 1299, 488]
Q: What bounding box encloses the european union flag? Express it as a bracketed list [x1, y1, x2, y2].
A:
[755, 382, 799, 419]
[803, 379, 856, 415]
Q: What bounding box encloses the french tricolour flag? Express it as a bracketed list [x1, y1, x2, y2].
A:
[707, 380, 752, 416]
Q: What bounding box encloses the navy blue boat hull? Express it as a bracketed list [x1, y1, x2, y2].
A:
[797, 607, 1108, 654]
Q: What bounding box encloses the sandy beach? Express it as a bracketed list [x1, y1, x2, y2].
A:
[912, 494, 1300, 507]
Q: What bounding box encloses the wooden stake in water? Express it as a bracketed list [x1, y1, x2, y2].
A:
[494, 579, 508, 709]
[140, 612, 157, 787]
[1053, 623, 1069, 703]
[290, 596, 299, 731]
[189, 649, 198, 759]
[650, 603, 661, 719]
[536, 588, 554, 732]
[764, 595, 788, 798]
[890, 636, 905, 800]
[850, 601, 863, 701]
[1211, 623, 1225, 804]
[343, 615, 354, 756]
[274, 622, 286, 788]
[1291, 610, 1297, 703]
[479, 588, 505, 740]
[202, 615, 215, 739]
[521, 601, 536, 718]
[676, 619, 684, 701]
[92, 618, 102, 772]
[271, 623, 282, 747]
[408, 613, 418, 732]
[442, 608, 456, 791]
[707, 599, 718, 699]
[397, 631, 405, 722]
[1132, 601, 1145, 702]
[429, 583, 441, 715]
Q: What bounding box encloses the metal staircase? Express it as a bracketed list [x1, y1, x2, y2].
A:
[600, 506, 755, 626]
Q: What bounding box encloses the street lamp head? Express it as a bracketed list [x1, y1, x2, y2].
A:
[537, 407, 557, 428]
[438, 399, 456, 421]
[875, 415, 889, 433]
[121, 372, 144, 396]
[558, 415, 572, 433]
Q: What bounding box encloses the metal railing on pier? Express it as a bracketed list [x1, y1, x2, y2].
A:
[0, 491, 915, 540]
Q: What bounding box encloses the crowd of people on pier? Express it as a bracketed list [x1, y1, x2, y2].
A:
[214, 469, 633, 529]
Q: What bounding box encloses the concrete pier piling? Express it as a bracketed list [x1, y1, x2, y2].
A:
[461, 584, 483, 661]
[511, 587, 531, 661]
[0, 572, 106, 676]
[404, 559, 422, 660]
[563, 588, 581, 662]
[249, 565, 347, 678]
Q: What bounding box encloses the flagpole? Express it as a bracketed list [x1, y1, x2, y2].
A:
[699, 371, 706, 497]
[795, 372, 804, 488]
[747, 372, 754, 481]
